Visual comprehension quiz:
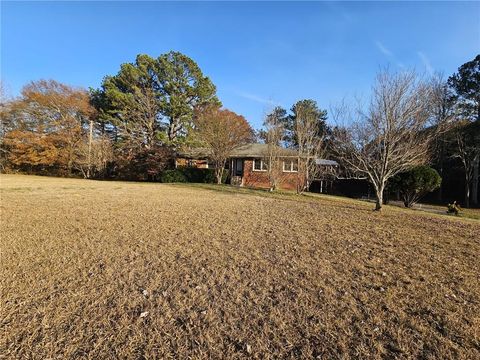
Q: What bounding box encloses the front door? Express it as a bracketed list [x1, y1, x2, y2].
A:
[234, 159, 244, 177]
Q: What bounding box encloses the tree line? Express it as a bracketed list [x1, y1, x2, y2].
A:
[0, 52, 252, 181]
[1, 52, 478, 210]
[260, 55, 479, 210]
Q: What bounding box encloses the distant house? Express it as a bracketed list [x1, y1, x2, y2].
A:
[176, 143, 337, 191]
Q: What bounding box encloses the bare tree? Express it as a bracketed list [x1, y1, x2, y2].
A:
[262, 109, 285, 191]
[293, 101, 326, 194]
[195, 106, 254, 184]
[74, 135, 113, 179]
[332, 70, 438, 211]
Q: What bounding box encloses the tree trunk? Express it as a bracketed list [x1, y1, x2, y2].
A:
[167, 119, 177, 142]
[436, 141, 444, 202]
[374, 184, 384, 211]
[465, 179, 470, 208]
[87, 119, 93, 179]
[375, 195, 383, 211]
[472, 154, 479, 206]
[216, 167, 224, 184]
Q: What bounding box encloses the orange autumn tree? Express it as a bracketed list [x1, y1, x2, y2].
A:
[194, 106, 254, 184]
[2, 80, 95, 174]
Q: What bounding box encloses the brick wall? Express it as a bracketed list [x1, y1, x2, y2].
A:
[242, 159, 299, 191]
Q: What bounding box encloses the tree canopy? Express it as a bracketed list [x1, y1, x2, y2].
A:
[194, 105, 254, 184]
[2, 80, 96, 174]
[93, 51, 220, 148]
[448, 54, 480, 122]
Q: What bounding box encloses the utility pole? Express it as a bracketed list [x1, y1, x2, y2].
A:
[87, 119, 93, 179]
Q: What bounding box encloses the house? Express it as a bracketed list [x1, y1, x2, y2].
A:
[174, 147, 213, 169]
[176, 143, 337, 191]
[227, 143, 301, 190]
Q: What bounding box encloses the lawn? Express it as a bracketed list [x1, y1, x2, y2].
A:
[1, 174, 479, 359]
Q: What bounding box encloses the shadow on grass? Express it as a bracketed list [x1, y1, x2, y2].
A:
[168, 182, 480, 222]
[168, 182, 374, 211]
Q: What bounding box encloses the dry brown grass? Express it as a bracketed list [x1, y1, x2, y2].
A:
[1, 174, 479, 359]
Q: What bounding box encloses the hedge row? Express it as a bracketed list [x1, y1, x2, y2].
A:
[161, 167, 228, 184]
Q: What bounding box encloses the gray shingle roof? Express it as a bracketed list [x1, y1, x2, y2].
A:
[315, 159, 339, 166]
[229, 143, 298, 158]
[176, 147, 212, 159]
[177, 144, 338, 164]
[177, 143, 298, 159]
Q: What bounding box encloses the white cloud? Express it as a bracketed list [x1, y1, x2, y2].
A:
[417, 51, 434, 75]
[375, 41, 393, 57]
[236, 91, 280, 106]
[375, 41, 406, 70]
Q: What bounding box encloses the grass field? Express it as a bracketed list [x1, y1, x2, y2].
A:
[1, 174, 479, 359]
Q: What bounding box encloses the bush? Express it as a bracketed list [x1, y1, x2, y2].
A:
[115, 145, 174, 181]
[447, 201, 461, 216]
[390, 166, 442, 208]
[161, 167, 228, 184]
[203, 168, 229, 184]
[160, 169, 188, 183]
[181, 167, 209, 183]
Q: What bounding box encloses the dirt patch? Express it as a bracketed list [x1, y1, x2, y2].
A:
[1, 175, 479, 359]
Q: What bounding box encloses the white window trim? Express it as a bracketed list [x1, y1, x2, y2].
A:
[252, 159, 268, 172]
[283, 159, 298, 173]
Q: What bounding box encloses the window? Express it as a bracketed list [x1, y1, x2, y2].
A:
[283, 159, 298, 172]
[253, 159, 268, 171]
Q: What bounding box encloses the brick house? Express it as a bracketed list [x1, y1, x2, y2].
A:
[176, 143, 304, 191]
[227, 144, 301, 190]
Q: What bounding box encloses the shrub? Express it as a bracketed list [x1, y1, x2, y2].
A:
[170, 167, 228, 184]
[181, 167, 209, 183]
[160, 169, 188, 183]
[390, 166, 442, 208]
[447, 201, 461, 216]
[115, 145, 174, 181]
[203, 168, 228, 184]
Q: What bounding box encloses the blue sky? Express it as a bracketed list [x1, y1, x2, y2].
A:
[1, 1, 479, 128]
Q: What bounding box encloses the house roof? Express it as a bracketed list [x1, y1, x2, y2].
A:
[315, 159, 339, 166]
[177, 143, 338, 163]
[177, 143, 298, 159]
[229, 143, 298, 158]
[176, 147, 212, 159]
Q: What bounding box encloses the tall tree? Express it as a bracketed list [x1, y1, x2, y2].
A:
[332, 70, 438, 211]
[281, 100, 328, 149]
[194, 106, 254, 184]
[93, 52, 220, 147]
[158, 52, 220, 142]
[448, 55, 480, 205]
[448, 55, 480, 122]
[429, 73, 456, 201]
[290, 100, 327, 193]
[451, 120, 480, 208]
[93, 54, 165, 151]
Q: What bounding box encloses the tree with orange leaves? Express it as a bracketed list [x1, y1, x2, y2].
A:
[2, 80, 99, 175]
[194, 106, 254, 184]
